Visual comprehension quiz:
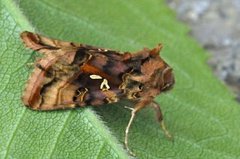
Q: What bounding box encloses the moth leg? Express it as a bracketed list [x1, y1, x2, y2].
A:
[124, 106, 136, 156]
[124, 101, 147, 156]
[151, 101, 172, 139]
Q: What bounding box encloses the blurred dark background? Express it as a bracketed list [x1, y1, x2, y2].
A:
[167, 0, 240, 101]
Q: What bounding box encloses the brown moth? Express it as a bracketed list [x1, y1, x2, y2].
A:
[21, 31, 175, 156]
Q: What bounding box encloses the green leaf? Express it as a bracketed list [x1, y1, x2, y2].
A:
[1, 0, 240, 158]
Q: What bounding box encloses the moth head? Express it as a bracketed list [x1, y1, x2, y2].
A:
[129, 44, 175, 94]
[149, 44, 175, 92]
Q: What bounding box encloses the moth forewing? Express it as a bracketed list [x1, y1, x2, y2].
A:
[21, 31, 174, 156]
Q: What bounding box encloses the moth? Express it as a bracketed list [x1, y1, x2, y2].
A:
[21, 31, 175, 156]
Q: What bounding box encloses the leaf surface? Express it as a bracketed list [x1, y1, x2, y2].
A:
[0, 0, 240, 158]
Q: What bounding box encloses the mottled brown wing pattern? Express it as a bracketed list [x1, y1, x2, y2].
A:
[21, 31, 175, 156]
[21, 32, 131, 110]
[21, 32, 83, 110]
